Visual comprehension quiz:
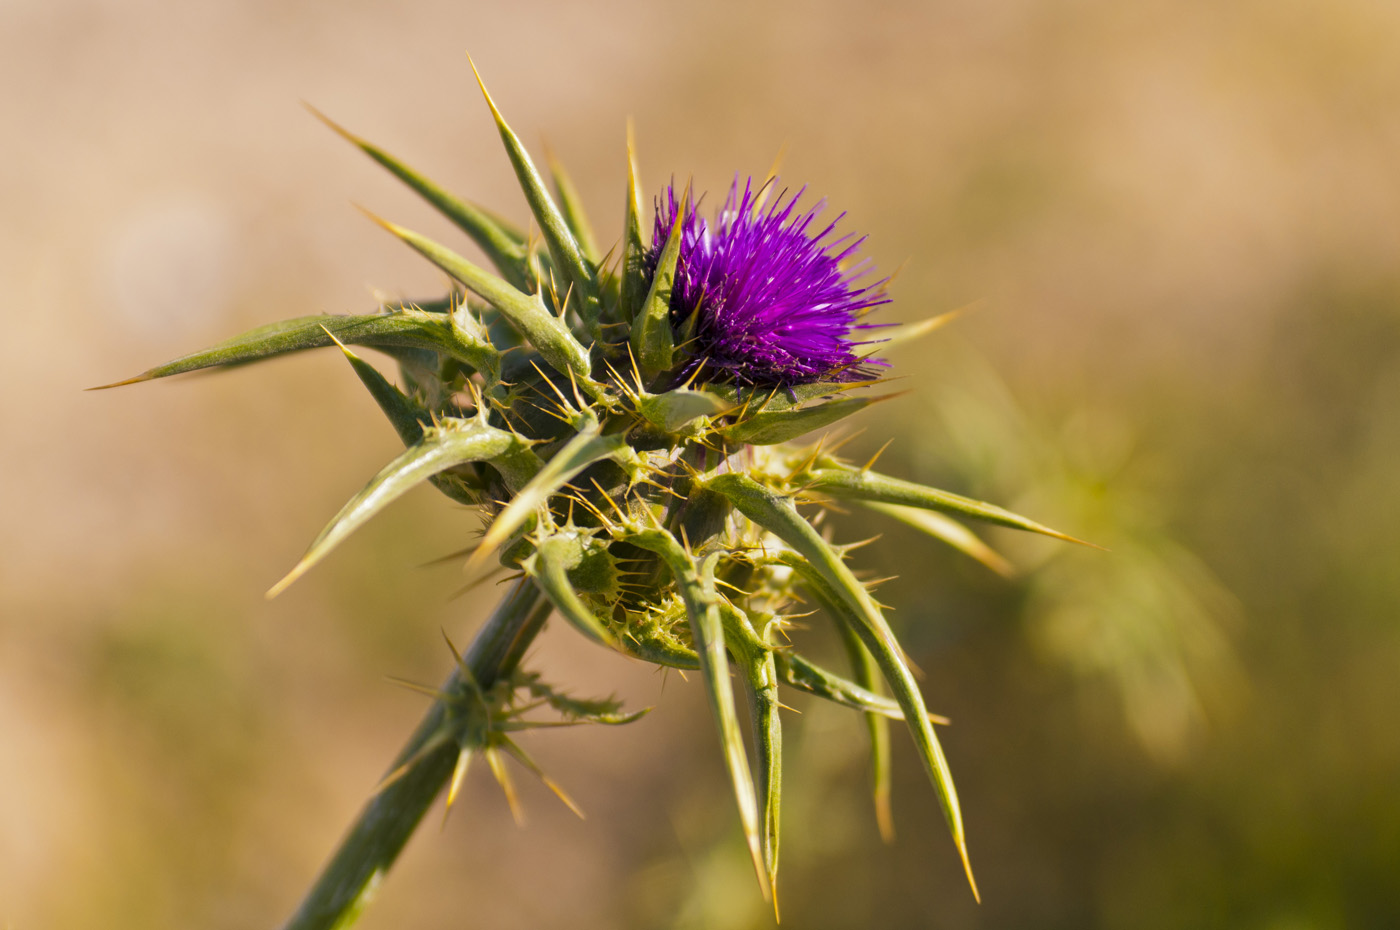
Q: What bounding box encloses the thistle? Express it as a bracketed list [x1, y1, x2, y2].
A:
[98, 63, 1087, 928]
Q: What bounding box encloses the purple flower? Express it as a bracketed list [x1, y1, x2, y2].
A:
[646, 178, 888, 387]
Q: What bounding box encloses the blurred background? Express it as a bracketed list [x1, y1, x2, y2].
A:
[5, 0, 1400, 927]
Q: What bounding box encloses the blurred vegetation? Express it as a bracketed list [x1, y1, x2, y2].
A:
[6, 0, 1400, 927]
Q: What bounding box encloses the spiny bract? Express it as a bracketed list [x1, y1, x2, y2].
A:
[102, 64, 1086, 919]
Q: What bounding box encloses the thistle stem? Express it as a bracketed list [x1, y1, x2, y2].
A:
[281, 580, 550, 930]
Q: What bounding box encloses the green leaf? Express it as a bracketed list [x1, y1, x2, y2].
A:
[326, 336, 485, 507]
[522, 534, 615, 647]
[339, 343, 432, 448]
[801, 466, 1093, 548]
[719, 602, 783, 901]
[466, 423, 628, 574]
[267, 419, 537, 598]
[863, 501, 1014, 577]
[721, 395, 883, 446]
[470, 60, 601, 339]
[619, 122, 650, 324]
[513, 670, 646, 725]
[706, 473, 978, 900]
[706, 379, 874, 413]
[544, 145, 601, 266]
[637, 387, 733, 434]
[833, 601, 895, 842]
[306, 104, 534, 292]
[92, 310, 496, 389]
[366, 212, 595, 389]
[623, 529, 770, 902]
[631, 185, 684, 378]
[774, 652, 919, 722]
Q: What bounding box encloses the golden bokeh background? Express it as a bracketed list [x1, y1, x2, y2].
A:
[6, 0, 1400, 927]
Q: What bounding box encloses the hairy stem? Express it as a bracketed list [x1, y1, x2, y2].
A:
[281, 580, 550, 930]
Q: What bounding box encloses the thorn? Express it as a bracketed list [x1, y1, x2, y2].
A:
[860, 438, 894, 474]
[591, 479, 629, 522]
[960, 840, 981, 904]
[441, 628, 468, 672]
[316, 324, 363, 365]
[602, 359, 638, 402]
[875, 789, 896, 844]
[822, 428, 869, 458]
[566, 365, 585, 409]
[559, 280, 576, 319]
[443, 747, 473, 824]
[467, 54, 504, 124]
[384, 676, 451, 701]
[500, 737, 586, 820]
[375, 731, 451, 797]
[302, 101, 364, 148]
[485, 747, 525, 826]
[621, 342, 642, 391]
[86, 373, 153, 391]
[265, 560, 310, 601]
[571, 493, 614, 530]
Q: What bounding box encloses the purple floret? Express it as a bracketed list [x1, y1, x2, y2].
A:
[646, 177, 888, 387]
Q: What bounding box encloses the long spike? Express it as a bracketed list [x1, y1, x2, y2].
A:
[267, 419, 529, 598]
[468, 56, 601, 340]
[624, 530, 772, 901]
[484, 747, 525, 826]
[708, 473, 977, 899]
[303, 103, 532, 290]
[543, 141, 601, 265]
[803, 466, 1100, 548]
[620, 119, 650, 323]
[359, 207, 595, 390]
[443, 748, 473, 820]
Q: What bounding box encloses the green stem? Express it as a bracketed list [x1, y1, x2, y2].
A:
[281, 580, 550, 930]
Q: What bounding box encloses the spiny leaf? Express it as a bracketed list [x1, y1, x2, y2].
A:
[706, 379, 876, 414]
[268, 419, 536, 598]
[364, 211, 595, 389]
[544, 144, 601, 266]
[91, 310, 493, 389]
[623, 529, 771, 902]
[721, 394, 888, 446]
[326, 333, 483, 506]
[864, 501, 1014, 577]
[467, 425, 628, 574]
[306, 104, 534, 291]
[833, 603, 896, 842]
[802, 466, 1096, 549]
[514, 671, 648, 725]
[470, 59, 601, 339]
[748, 656, 783, 906]
[784, 546, 976, 896]
[631, 185, 685, 378]
[775, 652, 951, 724]
[707, 473, 978, 900]
[637, 387, 733, 434]
[721, 601, 783, 904]
[522, 534, 615, 647]
[619, 121, 650, 323]
[331, 335, 433, 448]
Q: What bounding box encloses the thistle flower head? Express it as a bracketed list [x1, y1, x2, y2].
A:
[648, 178, 888, 387]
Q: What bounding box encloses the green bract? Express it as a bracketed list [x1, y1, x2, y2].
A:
[100, 65, 1088, 929]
